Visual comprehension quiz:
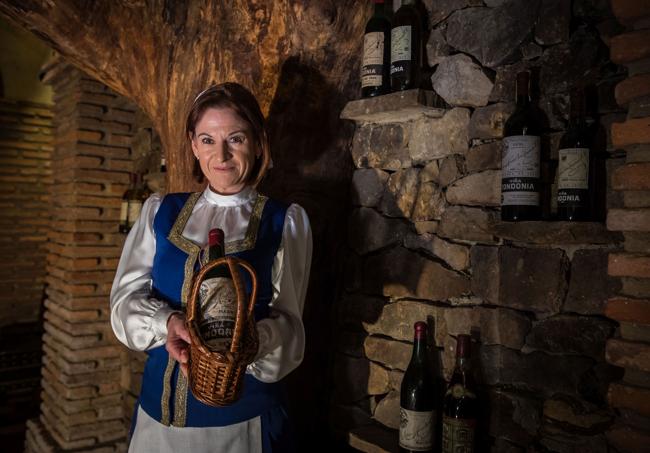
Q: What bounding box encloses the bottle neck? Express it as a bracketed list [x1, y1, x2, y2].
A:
[208, 243, 225, 261]
[374, 0, 384, 14]
[455, 356, 470, 371]
[411, 335, 428, 363]
[569, 92, 586, 128]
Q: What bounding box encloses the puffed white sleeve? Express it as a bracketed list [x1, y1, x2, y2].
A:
[110, 194, 181, 351]
[247, 203, 312, 383]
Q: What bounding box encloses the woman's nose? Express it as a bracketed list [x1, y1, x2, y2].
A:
[214, 141, 231, 162]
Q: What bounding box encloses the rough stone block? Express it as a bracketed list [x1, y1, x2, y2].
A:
[408, 108, 470, 163]
[612, 163, 650, 191]
[609, 253, 650, 278]
[608, 208, 650, 232]
[373, 391, 400, 430]
[431, 54, 493, 107]
[348, 208, 409, 255]
[468, 102, 515, 139]
[404, 233, 470, 271]
[465, 141, 501, 173]
[624, 232, 650, 253]
[438, 155, 464, 188]
[610, 29, 650, 64]
[606, 338, 650, 373]
[487, 389, 541, 446]
[471, 245, 499, 303]
[565, 249, 621, 315]
[446, 170, 501, 207]
[624, 191, 650, 208]
[351, 124, 411, 170]
[362, 247, 470, 301]
[534, 0, 571, 45]
[606, 424, 650, 453]
[364, 335, 411, 371]
[607, 382, 650, 417]
[379, 168, 419, 218]
[616, 74, 650, 106]
[543, 397, 613, 434]
[352, 169, 389, 207]
[341, 89, 446, 124]
[438, 206, 497, 243]
[605, 297, 650, 325]
[612, 117, 650, 147]
[525, 315, 615, 358]
[426, 25, 451, 66]
[411, 181, 446, 221]
[368, 362, 391, 395]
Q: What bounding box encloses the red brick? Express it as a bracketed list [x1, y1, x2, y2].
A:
[607, 338, 650, 372]
[609, 252, 650, 277]
[611, 0, 650, 22]
[611, 30, 650, 64]
[606, 298, 650, 324]
[608, 208, 650, 231]
[606, 424, 650, 453]
[608, 382, 650, 417]
[616, 74, 650, 106]
[612, 117, 650, 147]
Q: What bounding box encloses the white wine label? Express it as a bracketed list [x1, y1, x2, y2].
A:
[442, 416, 476, 453]
[391, 25, 412, 64]
[361, 32, 385, 88]
[127, 200, 143, 227]
[502, 135, 541, 206]
[399, 408, 434, 451]
[199, 276, 237, 350]
[558, 148, 589, 190]
[119, 201, 128, 223]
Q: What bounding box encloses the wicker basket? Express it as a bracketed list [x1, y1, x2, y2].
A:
[186, 256, 259, 407]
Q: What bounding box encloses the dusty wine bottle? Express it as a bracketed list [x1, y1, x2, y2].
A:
[199, 228, 238, 351]
[400, 321, 435, 453]
[501, 71, 542, 221]
[390, 0, 421, 91]
[361, 0, 391, 97]
[557, 88, 591, 221]
[442, 334, 477, 453]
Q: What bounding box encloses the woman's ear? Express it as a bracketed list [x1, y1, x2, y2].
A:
[189, 134, 199, 159]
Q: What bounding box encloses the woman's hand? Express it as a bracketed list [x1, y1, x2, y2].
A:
[166, 312, 191, 377]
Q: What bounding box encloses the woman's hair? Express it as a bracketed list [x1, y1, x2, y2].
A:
[185, 82, 270, 186]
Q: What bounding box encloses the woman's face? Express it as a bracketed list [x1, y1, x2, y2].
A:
[190, 107, 259, 195]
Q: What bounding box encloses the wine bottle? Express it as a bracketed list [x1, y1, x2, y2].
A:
[199, 228, 238, 351]
[361, 0, 391, 98]
[119, 173, 136, 233]
[557, 88, 591, 221]
[501, 71, 542, 221]
[442, 334, 477, 453]
[400, 321, 435, 453]
[390, 0, 421, 92]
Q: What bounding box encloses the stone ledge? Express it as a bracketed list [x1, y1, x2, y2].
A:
[340, 90, 446, 124]
[348, 424, 398, 453]
[493, 221, 621, 245]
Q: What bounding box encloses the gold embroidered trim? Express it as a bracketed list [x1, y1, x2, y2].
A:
[172, 372, 188, 427]
[160, 355, 175, 426]
[225, 195, 268, 254]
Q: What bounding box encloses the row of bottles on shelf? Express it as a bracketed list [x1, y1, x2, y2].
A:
[361, 0, 426, 97]
[119, 156, 167, 233]
[400, 322, 476, 453]
[501, 71, 603, 222]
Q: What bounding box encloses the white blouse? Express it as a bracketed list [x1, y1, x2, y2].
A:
[110, 186, 313, 383]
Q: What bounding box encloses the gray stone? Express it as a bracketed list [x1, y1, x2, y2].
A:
[465, 141, 501, 173]
[565, 249, 621, 315]
[364, 335, 411, 371]
[364, 300, 437, 342]
[446, 0, 541, 68]
[471, 245, 499, 303]
[404, 233, 470, 271]
[341, 89, 446, 124]
[408, 108, 470, 163]
[480, 345, 594, 397]
[379, 168, 420, 218]
[525, 315, 615, 358]
[499, 247, 569, 315]
[426, 0, 478, 26]
[521, 42, 543, 60]
[431, 54, 494, 107]
[351, 124, 411, 170]
[419, 160, 440, 184]
[349, 208, 409, 255]
[487, 389, 541, 446]
[489, 61, 530, 103]
[539, 93, 570, 130]
[412, 182, 446, 221]
[543, 397, 613, 434]
[438, 206, 497, 243]
[446, 170, 501, 207]
[469, 102, 515, 139]
[426, 25, 451, 67]
[438, 155, 465, 187]
[484, 0, 508, 5]
[535, 0, 571, 45]
[362, 247, 470, 301]
[352, 169, 389, 207]
[373, 391, 400, 430]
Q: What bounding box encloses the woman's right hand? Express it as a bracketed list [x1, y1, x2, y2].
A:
[166, 312, 191, 377]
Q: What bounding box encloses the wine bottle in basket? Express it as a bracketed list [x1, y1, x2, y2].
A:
[199, 228, 238, 351]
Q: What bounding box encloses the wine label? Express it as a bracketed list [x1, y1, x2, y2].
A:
[361, 32, 385, 88]
[445, 384, 477, 399]
[501, 135, 541, 206]
[127, 200, 143, 227]
[558, 147, 589, 208]
[199, 276, 237, 350]
[399, 408, 434, 451]
[390, 25, 412, 77]
[119, 201, 128, 223]
[442, 416, 476, 453]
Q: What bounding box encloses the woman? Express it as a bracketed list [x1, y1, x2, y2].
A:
[110, 83, 312, 452]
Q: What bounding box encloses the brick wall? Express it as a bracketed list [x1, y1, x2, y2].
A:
[25, 60, 138, 452]
[604, 1, 650, 451]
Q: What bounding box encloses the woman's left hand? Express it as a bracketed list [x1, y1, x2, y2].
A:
[166, 312, 191, 377]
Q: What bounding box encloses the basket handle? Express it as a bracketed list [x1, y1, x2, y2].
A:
[186, 256, 258, 355]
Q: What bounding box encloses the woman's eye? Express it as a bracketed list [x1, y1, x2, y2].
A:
[229, 135, 245, 145]
[201, 137, 215, 145]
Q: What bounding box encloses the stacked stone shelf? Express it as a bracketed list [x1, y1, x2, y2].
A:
[340, 89, 447, 124]
[492, 221, 620, 245]
[348, 424, 398, 453]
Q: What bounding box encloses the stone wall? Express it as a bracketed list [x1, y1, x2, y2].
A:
[334, 1, 630, 451]
[603, 0, 650, 451]
[25, 60, 139, 452]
